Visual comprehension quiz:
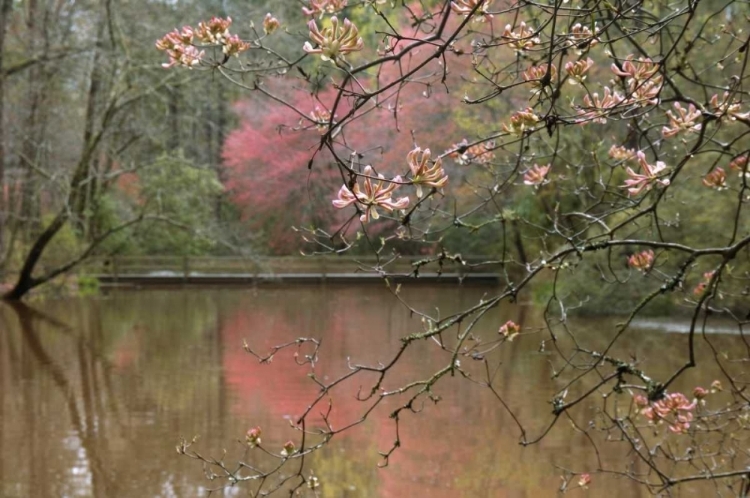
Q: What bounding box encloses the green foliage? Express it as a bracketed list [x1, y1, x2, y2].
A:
[89, 192, 137, 252]
[552, 253, 681, 316]
[38, 215, 85, 270]
[131, 152, 224, 255]
[76, 275, 100, 296]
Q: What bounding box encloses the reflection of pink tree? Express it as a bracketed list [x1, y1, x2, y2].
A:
[217, 289, 625, 497]
[221, 309, 327, 422]
[218, 290, 485, 496]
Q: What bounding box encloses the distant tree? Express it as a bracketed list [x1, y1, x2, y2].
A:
[223, 60, 461, 253]
[0, 0, 242, 299]
[113, 153, 225, 256]
[222, 84, 346, 252]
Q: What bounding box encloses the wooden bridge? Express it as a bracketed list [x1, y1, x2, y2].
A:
[80, 255, 504, 287]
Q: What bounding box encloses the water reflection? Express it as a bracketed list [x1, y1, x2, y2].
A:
[0, 287, 741, 497]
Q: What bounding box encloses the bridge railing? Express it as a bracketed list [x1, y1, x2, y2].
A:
[79, 255, 506, 280]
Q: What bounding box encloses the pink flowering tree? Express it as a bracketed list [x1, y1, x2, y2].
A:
[161, 1, 750, 495]
[221, 83, 349, 252]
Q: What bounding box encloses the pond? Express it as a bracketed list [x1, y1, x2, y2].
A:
[0, 285, 740, 497]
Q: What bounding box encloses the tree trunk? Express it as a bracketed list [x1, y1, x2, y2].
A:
[2, 211, 67, 300]
[20, 0, 44, 243]
[3, 0, 107, 300]
[168, 87, 179, 151]
[214, 82, 227, 220]
[74, 19, 106, 234]
[512, 220, 528, 265]
[0, 0, 13, 274]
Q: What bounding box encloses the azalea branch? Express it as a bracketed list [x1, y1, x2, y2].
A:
[161, 0, 750, 494]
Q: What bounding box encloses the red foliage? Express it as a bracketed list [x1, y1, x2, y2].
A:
[222, 55, 467, 253]
[116, 168, 141, 200]
[223, 82, 346, 253]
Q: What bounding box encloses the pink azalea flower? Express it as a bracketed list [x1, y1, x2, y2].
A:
[702, 167, 727, 190]
[263, 13, 281, 34]
[222, 34, 250, 57]
[710, 92, 750, 121]
[310, 106, 333, 134]
[156, 26, 194, 50]
[161, 44, 204, 69]
[281, 440, 296, 457]
[332, 165, 410, 223]
[608, 145, 637, 162]
[523, 164, 550, 187]
[502, 22, 540, 52]
[568, 23, 599, 52]
[522, 63, 556, 91]
[578, 473, 592, 487]
[729, 154, 749, 177]
[611, 56, 662, 106]
[622, 151, 669, 196]
[633, 394, 649, 408]
[644, 393, 696, 434]
[693, 281, 707, 296]
[611, 55, 660, 82]
[196, 16, 233, 44]
[628, 249, 654, 271]
[451, 0, 493, 22]
[159, 17, 249, 64]
[576, 87, 624, 124]
[627, 78, 662, 106]
[406, 147, 448, 198]
[446, 139, 495, 165]
[156, 27, 204, 68]
[693, 271, 715, 296]
[498, 320, 521, 341]
[303, 16, 363, 62]
[246, 426, 262, 447]
[565, 58, 594, 85]
[503, 107, 539, 136]
[662, 102, 702, 138]
[302, 0, 348, 18]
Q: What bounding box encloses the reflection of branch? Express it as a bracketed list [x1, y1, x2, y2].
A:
[7, 301, 115, 495]
[7, 302, 84, 430]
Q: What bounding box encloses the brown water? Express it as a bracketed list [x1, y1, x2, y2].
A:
[0, 286, 740, 497]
